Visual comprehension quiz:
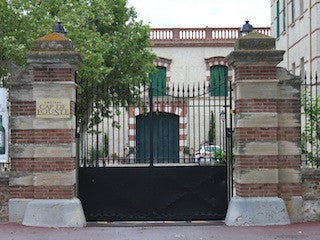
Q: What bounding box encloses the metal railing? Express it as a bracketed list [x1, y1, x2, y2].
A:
[302, 72, 320, 168]
[77, 79, 233, 167]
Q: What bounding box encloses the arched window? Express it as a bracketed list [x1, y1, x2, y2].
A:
[210, 65, 228, 96]
[149, 66, 166, 96]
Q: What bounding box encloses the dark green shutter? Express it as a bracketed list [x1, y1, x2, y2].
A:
[276, 1, 280, 38]
[149, 66, 166, 97]
[136, 113, 179, 163]
[210, 66, 228, 97]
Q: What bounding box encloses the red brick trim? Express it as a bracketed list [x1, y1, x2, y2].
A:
[235, 127, 300, 142]
[235, 99, 278, 113]
[235, 155, 278, 169]
[11, 129, 75, 144]
[33, 68, 75, 82]
[128, 102, 188, 156]
[278, 127, 300, 141]
[154, 57, 172, 84]
[235, 66, 277, 80]
[278, 155, 301, 168]
[235, 99, 300, 113]
[34, 185, 75, 199]
[236, 183, 278, 197]
[10, 185, 75, 199]
[10, 101, 36, 116]
[278, 99, 300, 113]
[10, 186, 34, 198]
[10, 101, 76, 116]
[204, 57, 233, 82]
[11, 158, 76, 171]
[235, 127, 277, 141]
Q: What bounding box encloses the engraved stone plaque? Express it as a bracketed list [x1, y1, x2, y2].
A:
[36, 98, 70, 119]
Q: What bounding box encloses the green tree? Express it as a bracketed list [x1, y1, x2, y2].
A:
[0, 0, 156, 128]
[208, 111, 216, 144]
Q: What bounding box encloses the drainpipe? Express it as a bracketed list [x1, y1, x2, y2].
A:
[286, 0, 290, 71]
[309, 0, 312, 75]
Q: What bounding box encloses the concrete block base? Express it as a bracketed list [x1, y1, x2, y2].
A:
[9, 199, 33, 223]
[225, 197, 290, 226]
[284, 196, 303, 223]
[22, 198, 86, 227]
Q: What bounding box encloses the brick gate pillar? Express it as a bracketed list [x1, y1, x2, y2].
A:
[225, 32, 302, 225]
[8, 32, 86, 227]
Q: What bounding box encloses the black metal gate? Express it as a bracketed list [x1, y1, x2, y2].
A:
[77, 78, 233, 221]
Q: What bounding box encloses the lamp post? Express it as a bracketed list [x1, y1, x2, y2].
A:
[240, 20, 253, 36]
[53, 21, 67, 36]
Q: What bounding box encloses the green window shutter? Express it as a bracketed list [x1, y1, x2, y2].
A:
[210, 66, 228, 97]
[149, 66, 166, 97]
[276, 0, 280, 38]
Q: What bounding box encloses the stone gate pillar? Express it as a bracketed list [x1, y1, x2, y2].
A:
[8, 32, 86, 227]
[225, 32, 302, 225]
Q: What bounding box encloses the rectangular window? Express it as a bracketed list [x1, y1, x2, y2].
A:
[149, 66, 166, 97]
[300, 57, 305, 78]
[299, 0, 304, 15]
[210, 66, 228, 97]
[292, 62, 296, 75]
[291, 0, 295, 23]
[282, 0, 286, 32]
[276, 1, 280, 37]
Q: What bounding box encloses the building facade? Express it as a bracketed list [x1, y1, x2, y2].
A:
[270, 0, 320, 76]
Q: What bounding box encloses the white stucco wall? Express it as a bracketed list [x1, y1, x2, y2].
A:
[271, 0, 320, 75]
[150, 46, 233, 84]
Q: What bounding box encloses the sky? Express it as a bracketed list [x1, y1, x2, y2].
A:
[127, 0, 271, 28]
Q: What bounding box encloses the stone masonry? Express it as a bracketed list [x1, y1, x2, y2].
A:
[8, 32, 86, 227]
[302, 169, 320, 221]
[225, 32, 302, 225]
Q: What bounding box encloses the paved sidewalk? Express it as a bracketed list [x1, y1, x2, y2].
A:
[0, 222, 320, 240]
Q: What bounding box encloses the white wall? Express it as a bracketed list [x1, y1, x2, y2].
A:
[150, 46, 233, 84]
[271, 0, 320, 75]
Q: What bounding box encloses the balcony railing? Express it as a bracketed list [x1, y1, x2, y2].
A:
[150, 27, 271, 46]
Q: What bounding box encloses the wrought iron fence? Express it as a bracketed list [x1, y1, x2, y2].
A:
[77, 79, 233, 167]
[302, 72, 320, 168]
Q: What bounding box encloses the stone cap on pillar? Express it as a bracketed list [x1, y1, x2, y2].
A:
[227, 32, 285, 67]
[26, 32, 81, 67]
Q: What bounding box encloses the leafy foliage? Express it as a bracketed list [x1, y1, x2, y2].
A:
[301, 88, 320, 167]
[0, 0, 156, 128]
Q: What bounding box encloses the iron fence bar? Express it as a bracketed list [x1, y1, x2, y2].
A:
[310, 72, 313, 167]
[229, 79, 234, 198]
[198, 83, 201, 151]
[203, 82, 206, 163]
[182, 84, 186, 163]
[192, 84, 196, 161]
[95, 81, 99, 167]
[167, 84, 171, 164]
[316, 73, 319, 167]
[187, 85, 191, 163]
[149, 85, 154, 167]
[304, 73, 307, 166]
